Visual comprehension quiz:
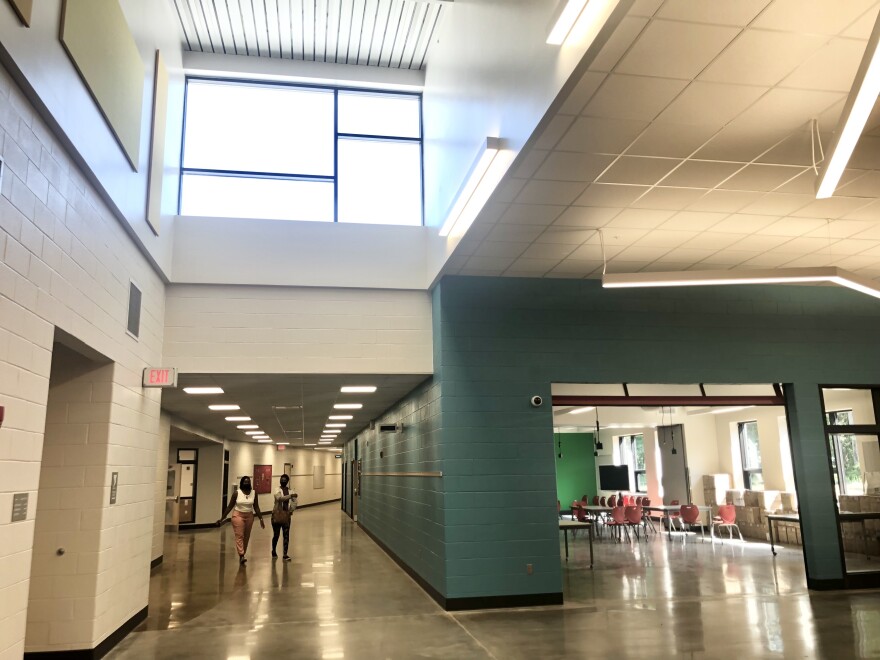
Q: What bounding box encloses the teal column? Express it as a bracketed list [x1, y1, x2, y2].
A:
[783, 382, 844, 586]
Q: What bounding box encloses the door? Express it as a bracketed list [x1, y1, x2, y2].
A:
[222, 451, 230, 512]
[657, 424, 690, 504]
[177, 448, 198, 524]
[350, 459, 359, 521]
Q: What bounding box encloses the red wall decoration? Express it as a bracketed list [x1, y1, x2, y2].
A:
[253, 464, 272, 494]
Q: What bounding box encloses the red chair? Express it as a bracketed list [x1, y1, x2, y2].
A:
[599, 496, 607, 507]
[635, 496, 643, 506]
[640, 497, 656, 533]
[679, 504, 703, 543]
[592, 495, 600, 505]
[712, 504, 744, 544]
[606, 506, 628, 541]
[624, 505, 646, 541]
[608, 494, 617, 507]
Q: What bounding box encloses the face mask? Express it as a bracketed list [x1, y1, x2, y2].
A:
[241, 481, 252, 493]
[280, 479, 289, 488]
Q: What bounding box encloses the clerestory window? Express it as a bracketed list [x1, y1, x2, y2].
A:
[179, 78, 423, 226]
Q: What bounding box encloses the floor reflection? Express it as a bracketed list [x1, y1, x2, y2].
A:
[108, 505, 880, 660]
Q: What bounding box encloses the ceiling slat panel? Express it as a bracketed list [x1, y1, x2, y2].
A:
[174, 0, 443, 69]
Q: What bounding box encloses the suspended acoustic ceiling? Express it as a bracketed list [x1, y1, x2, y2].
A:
[171, 0, 447, 70]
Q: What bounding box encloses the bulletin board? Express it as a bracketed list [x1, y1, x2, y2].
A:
[253, 464, 272, 494]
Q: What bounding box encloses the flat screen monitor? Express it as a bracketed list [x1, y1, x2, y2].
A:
[599, 465, 630, 491]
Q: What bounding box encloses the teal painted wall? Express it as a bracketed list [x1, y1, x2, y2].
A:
[554, 433, 596, 511]
[436, 275, 880, 597]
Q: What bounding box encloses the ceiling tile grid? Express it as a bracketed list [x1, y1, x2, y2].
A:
[443, 0, 880, 282]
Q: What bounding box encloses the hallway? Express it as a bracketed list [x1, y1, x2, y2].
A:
[108, 503, 880, 659]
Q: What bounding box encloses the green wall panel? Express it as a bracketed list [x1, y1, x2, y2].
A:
[553, 433, 596, 510]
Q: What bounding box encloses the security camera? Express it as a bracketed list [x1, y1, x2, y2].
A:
[530, 395, 543, 408]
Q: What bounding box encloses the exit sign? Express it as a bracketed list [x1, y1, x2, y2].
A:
[142, 367, 178, 388]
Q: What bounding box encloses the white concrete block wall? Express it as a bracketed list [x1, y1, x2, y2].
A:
[0, 59, 165, 657]
[152, 413, 171, 562]
[163, 285, 433, 374]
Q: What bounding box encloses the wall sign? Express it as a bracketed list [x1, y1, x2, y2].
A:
[253, 465, 272, 494]
[110, 472, 119, 504]
[143, 367, 178, 388]
[11, 493, 28, 522]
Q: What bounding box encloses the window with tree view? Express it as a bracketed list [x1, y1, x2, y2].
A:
[738, 421, 764, 490]
[180, 79, 422, 225]
[826, 410, 863, 496]
[619, 434, 646, 492]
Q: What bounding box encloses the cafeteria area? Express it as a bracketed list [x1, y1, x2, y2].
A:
[552, 383, 880, 588]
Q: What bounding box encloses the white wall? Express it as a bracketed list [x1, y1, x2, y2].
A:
[714, 407, 792, 492]
[0, 0, 185, 277]
[169, 439, 224, 526]
[152, 413, 170, 562]
[225, 440, 342, 515]
[163, 284, 433, 374]
[0, 57, 166, 656]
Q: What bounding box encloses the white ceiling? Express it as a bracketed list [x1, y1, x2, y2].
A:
[444, 0, 880, 282]
[171, 0, 446, 69]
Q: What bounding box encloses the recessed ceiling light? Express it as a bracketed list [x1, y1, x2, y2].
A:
[325, 423, 346, 428]
[323, 429, 341, 434]
[209, 404, 240, 411]
[225, 416, 251, 421]
[237, 425, 259, 429]
[245, 431, 263, 435]
[254, 435, 270, 440]
[257, 439, 272, 443]
[183, 387, 224, 394]
[340, 386, 376, 393]
[334, 403, 363, 410]
[305, 443, 317, 446]
[276, 442, 290, 446]
[328, 415, 353, 420]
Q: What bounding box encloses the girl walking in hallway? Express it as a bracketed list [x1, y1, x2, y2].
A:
[271, 474, 297, 560]
[218, 476, 265, 564]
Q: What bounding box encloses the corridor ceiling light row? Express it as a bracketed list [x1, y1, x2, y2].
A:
[334, 403, 362, 409]
[237, 424, 258, 429]
[328, 415, 352, 420]
[209, 404, 240, 411]
[326, 423, 346, 428]
[183, 387, 224, 394]
[245, 431, 263, 435]
[340, 386, 376, 393]
[225, 416, 250, 421]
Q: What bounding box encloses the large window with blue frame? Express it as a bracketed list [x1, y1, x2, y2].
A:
[179, 78, 423, 225]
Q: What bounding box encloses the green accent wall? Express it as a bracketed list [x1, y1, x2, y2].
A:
[553, 433, 595, 510]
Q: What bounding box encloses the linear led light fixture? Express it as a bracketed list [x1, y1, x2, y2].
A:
[602, 267, 880, 300]
[237, 424, 259, 429]
[225, 416, 250, 421]
[325, 423, 346, 428]
[568, 406, 595, 415]
[209, 404, 240, 411]
[258, 439, 273, 443]
[438, 137, 504, 238]
[183, 387, 224, 395]
[328, 415, 353, 420]
[245, 430, 263, 435]
[340, 386, 376, 393]
[334, 403, 363, 410]
[817, 13, 880, 198]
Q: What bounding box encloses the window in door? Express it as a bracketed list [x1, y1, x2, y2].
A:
[738, 421, 764, 490]
[825, 409, 863, 496]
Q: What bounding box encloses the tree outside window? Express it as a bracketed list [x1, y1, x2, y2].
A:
[825, 410, 863, 496]
[619, 434, 647, 492]
[738, 421, 764, 490]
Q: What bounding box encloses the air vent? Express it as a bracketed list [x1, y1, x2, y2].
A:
[127, 281, 141, 338]
[379, 423, 402, 433]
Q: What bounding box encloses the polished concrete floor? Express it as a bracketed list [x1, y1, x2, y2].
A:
[108, 504, 880, 659]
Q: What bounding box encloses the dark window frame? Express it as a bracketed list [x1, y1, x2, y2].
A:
[825, 409, 860, 496]
[737, 420, 763, 490]
[179, 76, 424, 225]
[618, 434, 647, 493]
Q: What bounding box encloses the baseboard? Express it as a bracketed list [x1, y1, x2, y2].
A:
[445, 592, 564, 611]
[150, 555, 163, 569]
[358, 523, 447, 608]
[24, 606, 147, 660]
[807, 576, 847, 590]
[178, 522, 222, 530]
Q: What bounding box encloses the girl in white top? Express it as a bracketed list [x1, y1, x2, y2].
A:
[218, 476, 265, 564]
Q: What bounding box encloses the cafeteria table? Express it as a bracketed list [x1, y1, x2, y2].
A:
[767, 511, 880, 560]
[559, 520, 593, 568]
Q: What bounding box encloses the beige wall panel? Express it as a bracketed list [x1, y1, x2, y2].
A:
[6, 0, 32, 25]
[146, 49, 168, 236]
[60, 0, 144, 169]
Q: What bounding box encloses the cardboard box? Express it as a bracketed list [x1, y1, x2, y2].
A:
[781, 492, 798, 513]
[703, 474, 731, 490]
[743, 490, 761, 507]
[727, 490, 745, 506]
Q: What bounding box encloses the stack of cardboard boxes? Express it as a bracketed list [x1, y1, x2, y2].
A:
[713, 486, 801, 544]
[838, 495, 880, 557]
[701, 474, 730, 512]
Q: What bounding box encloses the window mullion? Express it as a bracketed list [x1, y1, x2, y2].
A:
[334, 88, 339, 223]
